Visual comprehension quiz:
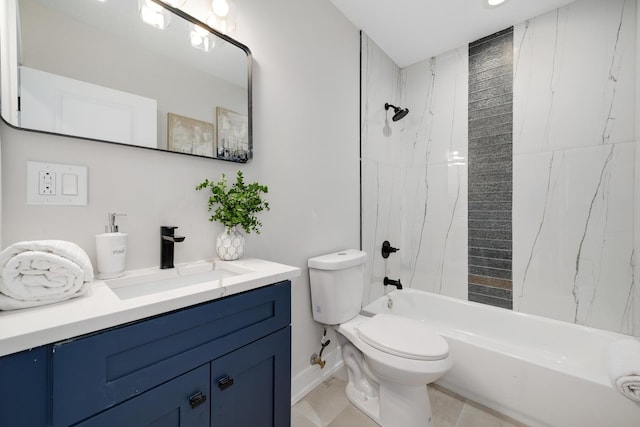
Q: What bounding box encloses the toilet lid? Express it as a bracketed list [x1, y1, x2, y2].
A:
[357, 314, 449, 361]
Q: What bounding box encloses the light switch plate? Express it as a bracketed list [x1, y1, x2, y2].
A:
[27, 161, 88, 205]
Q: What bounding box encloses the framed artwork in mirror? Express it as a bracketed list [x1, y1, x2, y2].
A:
[167, 112, 214, 157]
[216, 106, 250, 162]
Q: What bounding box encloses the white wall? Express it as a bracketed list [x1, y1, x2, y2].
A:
[0, 0, 359, 398]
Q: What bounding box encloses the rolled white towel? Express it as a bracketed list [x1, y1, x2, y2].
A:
[0, 240, 94, 310]
[607, 338, 640, 403]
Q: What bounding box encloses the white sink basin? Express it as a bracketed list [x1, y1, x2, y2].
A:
[105, 261, 253, 300]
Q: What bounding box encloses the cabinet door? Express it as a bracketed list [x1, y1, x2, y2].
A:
[76, 364, 210, 427]
[211, 327, 291, 427]
[0, 346, 49, 427]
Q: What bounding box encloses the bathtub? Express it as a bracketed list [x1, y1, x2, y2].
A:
[361, 288, 640, 427]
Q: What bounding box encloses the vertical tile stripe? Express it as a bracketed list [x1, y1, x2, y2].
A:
[468, 28, 514, 310]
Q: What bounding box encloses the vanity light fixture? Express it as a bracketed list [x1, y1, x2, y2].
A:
[139, 0, 171, 29]
[212, 0, 229, 17]
[208, 0, 236, 35]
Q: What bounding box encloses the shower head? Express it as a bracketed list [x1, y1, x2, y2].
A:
[385, 103, 410, 122]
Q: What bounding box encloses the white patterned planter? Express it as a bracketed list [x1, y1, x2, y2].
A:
[216, 227, 246, 260]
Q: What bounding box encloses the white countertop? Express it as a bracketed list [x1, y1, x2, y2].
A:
[0, 258, 300, 357]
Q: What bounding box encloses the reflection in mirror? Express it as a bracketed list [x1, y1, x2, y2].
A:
[0, 0, 252, 162]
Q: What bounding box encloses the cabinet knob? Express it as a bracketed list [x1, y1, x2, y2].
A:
[188, 391, 207, 409]
[218, 375, 234, 391]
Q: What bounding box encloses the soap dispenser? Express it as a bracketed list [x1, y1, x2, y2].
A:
[95, 212, 128, 279]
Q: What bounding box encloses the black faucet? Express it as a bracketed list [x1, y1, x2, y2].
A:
[160, 226, 185, 269]
[381, 241, 399, 258]
[383, 276, 403, 290]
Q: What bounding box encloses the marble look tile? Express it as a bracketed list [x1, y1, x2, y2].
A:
[326, 404, 379, 427]
[361, 38, 469, 304]
[513, 142, 636, 333]
[428, 385, 464, 427]
[291, 406, 320, 427]
[513, 0, 636, 154]
[456, 402, 523, 427]
[292, 376, 350, 426]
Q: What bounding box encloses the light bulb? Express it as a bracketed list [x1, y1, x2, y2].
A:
[212, 0, 229, 17]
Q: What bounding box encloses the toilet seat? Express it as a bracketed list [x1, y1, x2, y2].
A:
[357, 314, 449, 361]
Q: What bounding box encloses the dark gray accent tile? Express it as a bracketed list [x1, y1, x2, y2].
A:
[468, 292, 513, 309]
[469, 75, 513, 96]
[469, 133, 513, 148]
[468, 102, 513, 121]
[468, 210, 512, 221]
[469, 51, 513, 75]
[469, 65, 512, 85]
[468, 219, 512, 230]
[469, 284, 512, 299]
[468, 247, 512, 260]
[468, 191, 512, 202]
[468, 200, 512, 211]
[469, 238, 512, 251]
[468, 142, 512, 159]
[468, 122, 512, 140]
[468, 160, 511, 175]
[468, 172, 512, 186]
[468, 229, 512, 241]
[468, 179, 512, 194]
[469, 153, 512, 166]
[468, 27, 513, 309]
[469, 265, 512, 280]
[468, 256, 512, 271]
[469, 93, 512, 111]
[469, 114, 512, 132]
[468, 84, 512, 103]
[469, 27, 514, 50]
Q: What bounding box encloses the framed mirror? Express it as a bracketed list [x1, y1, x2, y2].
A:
[0, 0, 252, 162]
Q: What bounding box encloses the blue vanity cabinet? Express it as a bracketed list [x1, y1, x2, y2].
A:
[211, 326, 291, 427]
[76, 364, 211, 427]
[0, 280, 291, 427]
[0, 346, 49, 427]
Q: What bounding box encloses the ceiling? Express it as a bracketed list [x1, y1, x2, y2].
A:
[328, 0, 577, 67]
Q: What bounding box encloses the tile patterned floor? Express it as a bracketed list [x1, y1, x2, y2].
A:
[292, 367, 528, 427]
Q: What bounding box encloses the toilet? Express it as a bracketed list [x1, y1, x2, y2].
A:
[308, 249, 452, 427]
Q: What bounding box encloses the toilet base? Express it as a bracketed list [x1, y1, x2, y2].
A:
[346, 381, 434, 427]
[341, 342, 435, 427]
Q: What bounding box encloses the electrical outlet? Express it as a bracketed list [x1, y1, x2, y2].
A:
[38, 171, 56, 195]
[27, 161, 88, 205]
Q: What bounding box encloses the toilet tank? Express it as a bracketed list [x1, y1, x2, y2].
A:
[308, 249, 367, 325]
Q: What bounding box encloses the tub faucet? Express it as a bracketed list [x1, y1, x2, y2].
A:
[383, 277, 403, 290]
[160, 226, 185, 269]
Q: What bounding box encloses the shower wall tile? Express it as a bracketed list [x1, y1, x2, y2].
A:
[361, 32, 468, 304]
[362, 0, 639, 337]
[512, 143, 636, 332]
[513, 0, 638, 334]
[513, 0, 636, 154]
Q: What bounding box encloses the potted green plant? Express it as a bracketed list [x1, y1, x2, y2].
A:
[196, 171, 270, 260]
